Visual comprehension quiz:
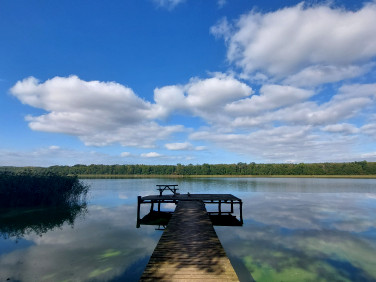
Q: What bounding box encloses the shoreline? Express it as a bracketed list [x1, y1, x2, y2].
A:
[77, 174, 376, 179]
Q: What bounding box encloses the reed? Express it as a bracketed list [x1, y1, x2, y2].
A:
[0, 170, 88, 208]
[0, 204, 87, 238]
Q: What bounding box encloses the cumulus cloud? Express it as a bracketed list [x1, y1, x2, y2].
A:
[211, 18, 232, 41]
[141, 152, 163, 158]
[283, 64, 372, 87]
[186, 80, 376, 162]
[164, 142, 205, 151]
[9, 74, 253, 158]
[0, 146, 128, 167]
[49, 145, 60, 150]
[225, 84, 314, 117]
[10, 72, 376, 163]
[322, 123, 360, 134]
[361, 152, 376, 160]
[10, 76, 182, 147]
[153, 73, 253, 124]
[230, 83, 375, 128]
[120, 152, 131, 157]
[165, 142, 193, 150]
[212, 2, 376, 83]
[190, 126, 362, 162]
[362, 122, 376, 138]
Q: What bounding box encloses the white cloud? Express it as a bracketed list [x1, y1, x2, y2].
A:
[211, 18, 232, 41]
[185, 74, 252, 110]
[190, 126, 363, 163]
[8, 71, 376, 163]
[120, 152, 131, 157]
[10, 76, 183, 148]
[0, 147, 126, 167]
[337, 83, 376, 99]
[153, 85, 186, 118]
[212, 2, 376, 82]
[230, 83, 375, 128]
[165, 142, 193, 150]
[11, 76, 149, 118]
[322, 123, 359, 134]
[182, 79, 374, 162]
[164, 142, 205, 151]
[225, 84, 314, 116]
[152, 0, 185, 10]
[78, 122, 183, 147]
[283, 64, 372, 87]
[49, 145, 60, 150]
[153, 73, 253, 124]
[141, 152, 162, 158]
[279, 97, 370, 125]
[360, 152, 376, 160]
[362, 122, 376, 138]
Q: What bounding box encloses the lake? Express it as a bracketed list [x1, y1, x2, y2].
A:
[1, 177, 376, 281]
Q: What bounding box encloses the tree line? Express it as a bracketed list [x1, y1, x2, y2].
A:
[1, 161, 375, 176]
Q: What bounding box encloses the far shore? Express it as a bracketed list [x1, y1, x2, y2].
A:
[76, 174, 376, 179]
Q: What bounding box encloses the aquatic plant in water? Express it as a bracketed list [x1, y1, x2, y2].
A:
[0, 171, 89, 238]
[0, 170, 88, 207]
[0, 204, 87, 239]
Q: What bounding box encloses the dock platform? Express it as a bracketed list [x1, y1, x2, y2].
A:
[137, 193, 243, 227]
[140, 200, 239, 281]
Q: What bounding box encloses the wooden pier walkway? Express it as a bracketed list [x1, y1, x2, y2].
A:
[140, 200, 239, 281]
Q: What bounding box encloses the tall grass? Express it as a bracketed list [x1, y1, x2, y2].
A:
[0, 170, 88, 208]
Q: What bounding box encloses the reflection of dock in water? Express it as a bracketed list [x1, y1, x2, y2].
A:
[138, 185, 242, 281]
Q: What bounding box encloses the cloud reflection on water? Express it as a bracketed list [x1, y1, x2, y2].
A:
[1, 178, 375, 281]
[0, 204, 160, 281]
[217, 192, 376, 281]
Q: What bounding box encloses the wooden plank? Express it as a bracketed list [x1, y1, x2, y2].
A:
[140, 200, 239, 281]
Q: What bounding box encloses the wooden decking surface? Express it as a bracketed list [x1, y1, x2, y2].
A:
[141, 193, 241, 202]
[140, 200, 239, 281]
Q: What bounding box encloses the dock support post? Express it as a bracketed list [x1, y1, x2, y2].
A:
[137, 196, 141, 228]
[231, 200, 234, 213]
[239, 200, 243, 224]
[158, 201, 161, 212]
[150, 201, 154, 212]
[218, 201, 222, 215]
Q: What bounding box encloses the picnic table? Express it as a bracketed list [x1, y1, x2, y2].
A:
[156, 184, 179, 196]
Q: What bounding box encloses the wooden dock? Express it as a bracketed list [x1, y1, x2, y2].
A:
[137, 193, 243, 227]
[140, 200, 239, 281]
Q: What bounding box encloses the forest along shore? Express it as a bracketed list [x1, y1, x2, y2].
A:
[1, 161, 375, 178]
[75, 174, 376, 179]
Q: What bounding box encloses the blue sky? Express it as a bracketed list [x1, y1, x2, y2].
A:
[1, 0, 376, 166]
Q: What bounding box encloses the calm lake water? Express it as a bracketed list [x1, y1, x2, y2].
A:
[1, 178, 376, 281]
